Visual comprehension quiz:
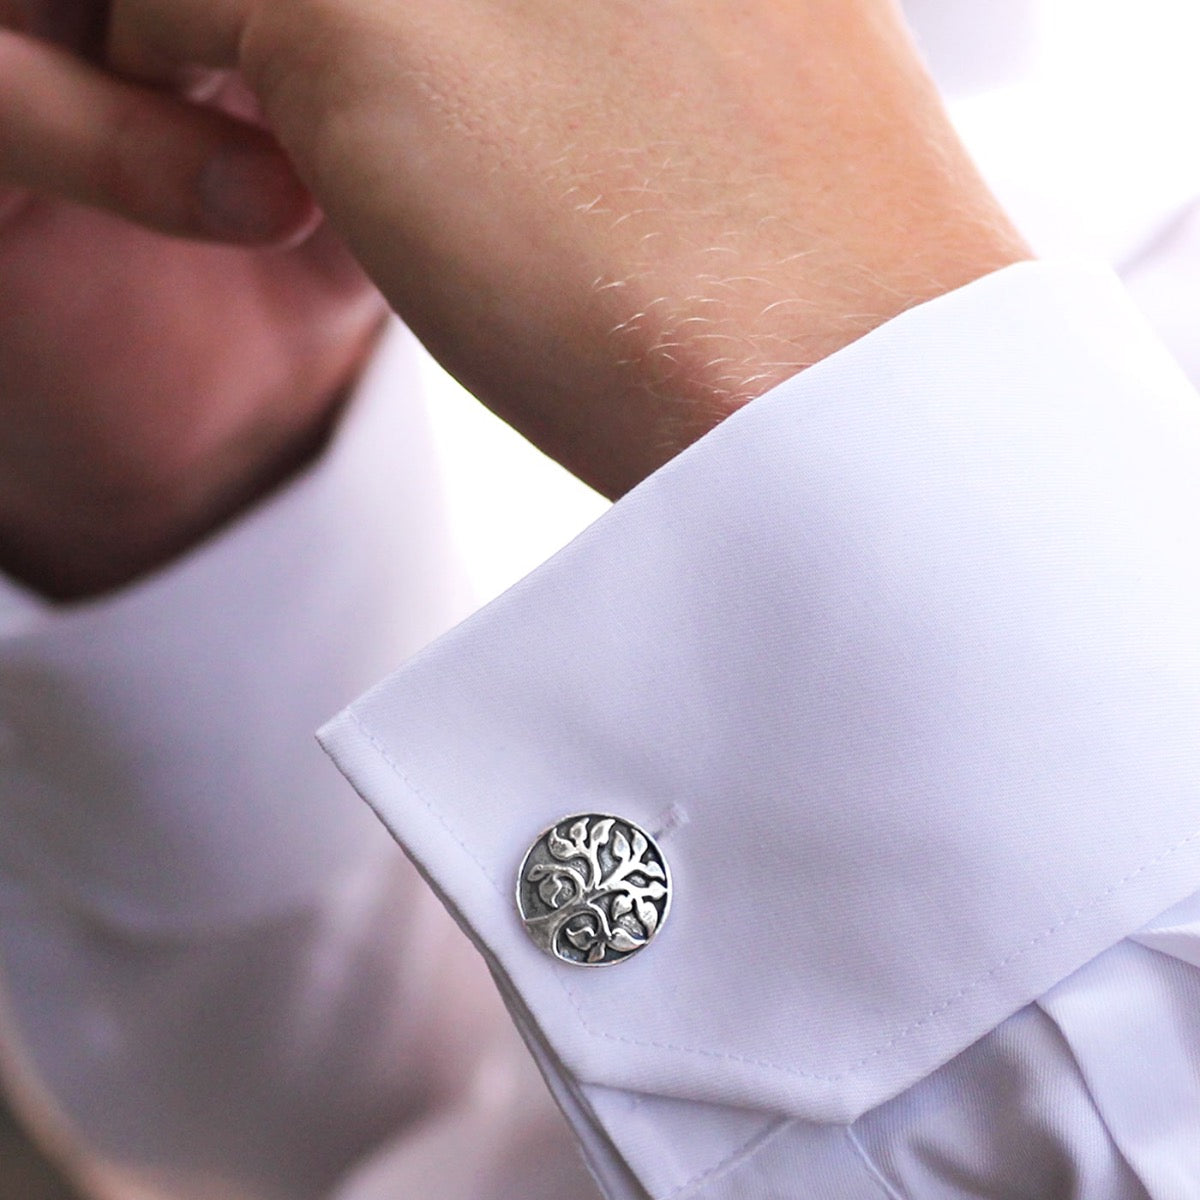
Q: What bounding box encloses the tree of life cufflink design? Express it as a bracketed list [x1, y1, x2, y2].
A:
[517, 814, 672, 966]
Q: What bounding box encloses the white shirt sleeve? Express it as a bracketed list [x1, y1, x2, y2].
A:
[319, 260, 1200, 1198]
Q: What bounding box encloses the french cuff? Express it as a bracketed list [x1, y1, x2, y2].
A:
[320, 261, 1200, 1188]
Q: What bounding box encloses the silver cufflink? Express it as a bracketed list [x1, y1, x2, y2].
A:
[517, 814, 671, 966]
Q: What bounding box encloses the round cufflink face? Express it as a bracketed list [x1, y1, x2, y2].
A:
[517, 814, 671, 966]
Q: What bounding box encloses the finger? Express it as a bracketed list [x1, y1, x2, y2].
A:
[0, 29, 317, 244]
[106, 0, 247, 84]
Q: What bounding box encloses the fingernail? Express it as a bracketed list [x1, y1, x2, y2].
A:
[199, 145, 317, 244]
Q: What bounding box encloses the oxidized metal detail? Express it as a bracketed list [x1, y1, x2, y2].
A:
[517, 814, 671, 966]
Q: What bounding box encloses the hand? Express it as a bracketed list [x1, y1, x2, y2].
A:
[17, 0, 1028, 497]
[0, 0, 316, 243]
[0, 3, 386, 600]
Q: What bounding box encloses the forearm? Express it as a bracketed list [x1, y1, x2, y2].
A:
[238, 0, 1029, 495]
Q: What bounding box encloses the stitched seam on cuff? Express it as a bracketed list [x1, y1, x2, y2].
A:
[555, 824, 1200, 1081]
[665, 1116, 790, 1199]
[345, 706, 1200, 1085]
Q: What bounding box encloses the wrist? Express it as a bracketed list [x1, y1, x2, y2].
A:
[600, 16, 1032, 487]
[620, 219, 1030, 466]
[507, 196, 1028, 500]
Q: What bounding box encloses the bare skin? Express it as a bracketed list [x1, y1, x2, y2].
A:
[0, 0, 1029, 591]
[0, 5, 386, 600]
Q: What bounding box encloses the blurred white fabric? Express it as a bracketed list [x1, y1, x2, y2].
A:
[0, 327, 602, 1200]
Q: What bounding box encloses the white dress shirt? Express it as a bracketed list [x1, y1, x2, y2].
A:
[2, 2, 1199, 1197]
